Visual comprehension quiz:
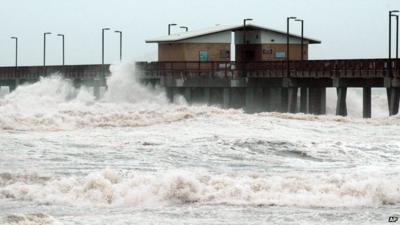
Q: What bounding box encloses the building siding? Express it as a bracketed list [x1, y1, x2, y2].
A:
[159, 43, 231, 61]
[236, 44, 308, 61]
[176, 31, 232, 44]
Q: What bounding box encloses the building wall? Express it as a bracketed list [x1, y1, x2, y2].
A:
[260, 30, 309, 44]
[234, 30, 262, 44]
[159, 43, 186, 61]
[177, 31, 232, 44]
[236, 44, 308, 61]
[159, 43, 231, 61]
[235, 30, 310, 44]
[261, 44, 308, 61]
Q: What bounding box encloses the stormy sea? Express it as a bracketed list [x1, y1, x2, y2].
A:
[0, 62, 399, 225]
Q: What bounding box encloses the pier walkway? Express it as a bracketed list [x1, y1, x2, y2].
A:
[1, 58, 399, 117]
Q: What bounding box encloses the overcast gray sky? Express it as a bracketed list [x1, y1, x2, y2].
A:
[0, 0, 398, 66]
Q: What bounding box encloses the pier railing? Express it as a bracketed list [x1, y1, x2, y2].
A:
[0, 59, 399, 79]
[0, 64, 109, 80]
[138, 59, 399, 78]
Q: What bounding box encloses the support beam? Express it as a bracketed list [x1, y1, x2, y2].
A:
[300, 87, 308, 113]
[184, 87, 192, 104]
[252, 88, 265, 112]
[93, 84, 101, 100]
[321, 88, 326, 115]
[73, 79, 82, 89]
[309, 87, 326, 115]
[6, 79, 19, 93]
[245, 87, 255, 112]
[203, 87, 211, 106]
[336, 87, 348, 116]
[9, 84, 16, 93]
[166, 87, 173, 103]
[389, 87, 400, 116]
[223, 88, 231, 109]
[269, 88, 282, 112]
[387, 88, 392, 113]
[363, 87, 372, 118]
[263, 88, 271, 112]
[281, 88, 289, 112]
[209, 88, 223, 106]
[288, 87, 298, 113]
[230, 88, 246, 109]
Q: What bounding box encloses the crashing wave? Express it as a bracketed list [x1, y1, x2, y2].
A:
[0, 62, 397, 131]
[1, 169, 399, 208]
[1, 213, 60, 225]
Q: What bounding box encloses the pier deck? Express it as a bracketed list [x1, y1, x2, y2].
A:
[1, 58, 399, 117]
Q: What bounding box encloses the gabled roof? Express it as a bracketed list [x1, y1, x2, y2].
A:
[145, 24, 321, 44]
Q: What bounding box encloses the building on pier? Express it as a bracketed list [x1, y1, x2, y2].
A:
[145, 24, 321, 62]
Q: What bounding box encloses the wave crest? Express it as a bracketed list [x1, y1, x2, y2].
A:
[2, 213, 59, 225]
[1, 169, 399, 208]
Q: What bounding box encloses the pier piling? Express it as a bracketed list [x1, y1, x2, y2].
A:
[245, 88, 255, 112]
[389, 88, 400, 116]
[223, 88, 231, 108]
[288, 87, 298, 113]
[336, 87, 348, 116]
[281, 88, 289, 113]
[308, 87, 326, 115]
[300, 87, 308, 114]
[184, 87, 192, 104]
[363, 87, 372, 118]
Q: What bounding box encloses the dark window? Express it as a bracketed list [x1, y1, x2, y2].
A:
[219, 49, 230, 59]
[244, 50, 256, 61]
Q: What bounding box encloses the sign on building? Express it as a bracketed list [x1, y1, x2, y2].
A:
[199, 51, 209, 62]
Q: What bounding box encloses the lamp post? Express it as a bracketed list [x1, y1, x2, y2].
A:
[43, 32, 52, 67]
[10, 37, 18, 68]
[115, 30, 122, 61]
[57, 34, 65, 65]
[243, 18, 253, 62]
[295, 19, 304, 61]
[180, 26, 189, 32]
[389, 11, 399, 77]
[287, 17, 297, 77]
[396, 15, 399, 59]
[102, 28, 110, 66]
[389, 11, 399, 60]
[168, 23, 177, 35]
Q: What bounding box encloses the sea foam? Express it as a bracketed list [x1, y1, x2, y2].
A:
[0, 62, 397, 131]
[1, 169, 399, 208]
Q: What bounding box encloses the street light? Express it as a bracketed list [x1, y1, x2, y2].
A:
[180, 26, 189, 32]
[10, 37, 18, 68]
[243, 18, 253, 62]
[102, 28, 110, 65]
[287, 17, 297, 77]
[114, 30, 123, 61]
[389, 10, 399, 77]
[43, 32, 52, 67]
[295, 19, 304, 61]
[396, 15, 399, 59]
[57, 34, 65, 65]
[389, 10, 399, 59]
[243, 18, 253, 45]
[168, 23, 177, 35]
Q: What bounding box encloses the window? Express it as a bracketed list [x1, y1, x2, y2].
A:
[199, 50, 208, 62]
[219, 49, 230, 59]
[263, 49, 273, 55]
[275, 51, 286, 59]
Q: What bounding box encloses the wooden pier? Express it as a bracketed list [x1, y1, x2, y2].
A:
[0, 58, 399, 117]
